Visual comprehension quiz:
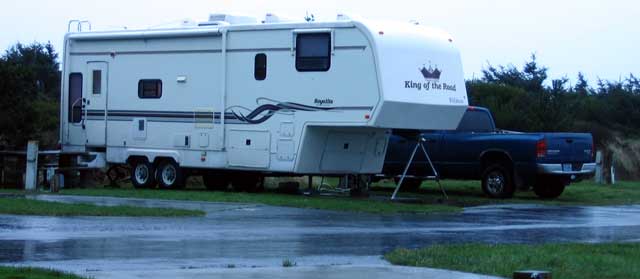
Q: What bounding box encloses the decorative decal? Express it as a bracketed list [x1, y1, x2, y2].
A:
[420, 63, 442, 80]
[404, 61, 457, 93]
[225, 97, 372, 124]
[314, 98, 334, 105]
[85, 99, 372, 125]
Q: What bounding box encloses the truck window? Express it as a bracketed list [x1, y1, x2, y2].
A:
[456, 110, 494, 132]
[138, 79, 162, 99]
[254, 53, 267, 80]
[68, 73, 82, 123]
[296, 33, 331, 72]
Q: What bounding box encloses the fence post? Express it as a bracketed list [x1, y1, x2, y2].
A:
[25, 141, 39, 191]
[594, 151, 603, 184]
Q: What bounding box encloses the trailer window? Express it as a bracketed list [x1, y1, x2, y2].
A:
[68, 73, 83, 123]
[254, 53, 267, 80]
[92, 70, 102, 94]
[138, 79, 162, 99]
[296, 33, 331, 72]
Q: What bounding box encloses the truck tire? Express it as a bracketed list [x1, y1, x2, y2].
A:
[481, 163, 515, 199]
[533, 176, 566, 199]
[156, 160, 185, 190]
[203, 173, 230, 191]
[393, 177, 423, 192]
[131, 159, 157, 189]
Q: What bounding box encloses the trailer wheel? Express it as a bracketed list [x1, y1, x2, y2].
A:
[393, 177, 423, 192]
[481, 163, 515, 199]
[131, 159, 157, 189]
[156, 160, 185, 190]
[533, 176, 566, 199]
[203, 173, 230, 191]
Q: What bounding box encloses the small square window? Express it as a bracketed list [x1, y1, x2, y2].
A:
[296, 33, 331, 72]
[138, 79, 162, 99]
[92, 70, 102, 94]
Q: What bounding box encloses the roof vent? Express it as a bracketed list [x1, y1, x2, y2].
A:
[263, 13, 294, 23]
[336, 14, 351, 20]
[204, 13, 258, 25]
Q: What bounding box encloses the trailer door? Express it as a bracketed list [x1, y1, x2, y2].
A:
[85, 61, 108, 146]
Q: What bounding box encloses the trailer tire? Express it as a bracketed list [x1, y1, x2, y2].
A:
[156, 160, 185, 190]
[203, 173, 230, 191]
[481, 163, 515, 199]
[393, 177, 423, 192]
[533, 176, 566, 199]
[130, 159, 157, 189]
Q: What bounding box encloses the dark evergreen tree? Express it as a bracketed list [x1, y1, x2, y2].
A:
[0, 42, 60, 149]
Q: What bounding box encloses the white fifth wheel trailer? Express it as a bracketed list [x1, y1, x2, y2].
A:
[59, 14, 469, 190]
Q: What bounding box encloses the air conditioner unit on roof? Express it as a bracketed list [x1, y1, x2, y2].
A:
[264, 13, 295, 23]
[207, 13, 258, 25]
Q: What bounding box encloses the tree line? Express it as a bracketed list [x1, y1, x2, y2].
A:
[0, 42, 59, 149]
[1, 43, 638, 151]
[467, 55, 640, 148]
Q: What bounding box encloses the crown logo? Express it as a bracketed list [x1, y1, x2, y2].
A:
[420, 62, 442, 80]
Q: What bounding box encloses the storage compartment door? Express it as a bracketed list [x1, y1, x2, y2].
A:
[320, 132, 368, 172]
[227, 130, 270, 168]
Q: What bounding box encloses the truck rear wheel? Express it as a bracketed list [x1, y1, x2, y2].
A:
[203, 173, 230, 191]
[533, 176, 566, 199]
[156, 160, 185, 190]
[131, 159, 156, 189]
[481, 163, 515, 199]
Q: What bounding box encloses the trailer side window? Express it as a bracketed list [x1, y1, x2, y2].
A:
[254, 53, 267, 80]
[138, 79, 162, 99]
[68, 73, 83, 123]
[296, 33, 331, 72]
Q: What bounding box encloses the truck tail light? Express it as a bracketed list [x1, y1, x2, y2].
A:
[536, 139, 547, 158]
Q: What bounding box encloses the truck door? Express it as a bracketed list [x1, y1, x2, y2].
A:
[420, 131, 443, 165]
[84, 62, 108, 146]
[441, 109, 495, 178]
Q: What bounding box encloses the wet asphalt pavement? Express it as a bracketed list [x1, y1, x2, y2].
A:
[1, 195, 640, 278]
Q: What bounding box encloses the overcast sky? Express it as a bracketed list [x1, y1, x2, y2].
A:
[2, 0, 638, 85]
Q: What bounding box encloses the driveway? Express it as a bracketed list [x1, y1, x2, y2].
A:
[1, 195, 639, 278]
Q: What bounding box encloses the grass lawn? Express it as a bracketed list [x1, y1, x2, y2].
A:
[0, 197, 205, 217]
[385, 243, 640, 279]
[56, 188, 459, 215]
[0, 266, 86, 279]
[373, 180, 640, 207]
[2, 179, 637, 215]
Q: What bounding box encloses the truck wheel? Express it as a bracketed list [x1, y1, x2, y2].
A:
[393, 177, 423, 192]
[203, 173, 230, 191]
[131, 159, 157, 189]
[231, 175, 263, 192]
[156, 160, 185, 190]
[481, 163, 515, 199]
[533, 176, 566, 199]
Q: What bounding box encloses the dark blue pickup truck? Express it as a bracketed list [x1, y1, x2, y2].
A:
[382, 106, 596, 199]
